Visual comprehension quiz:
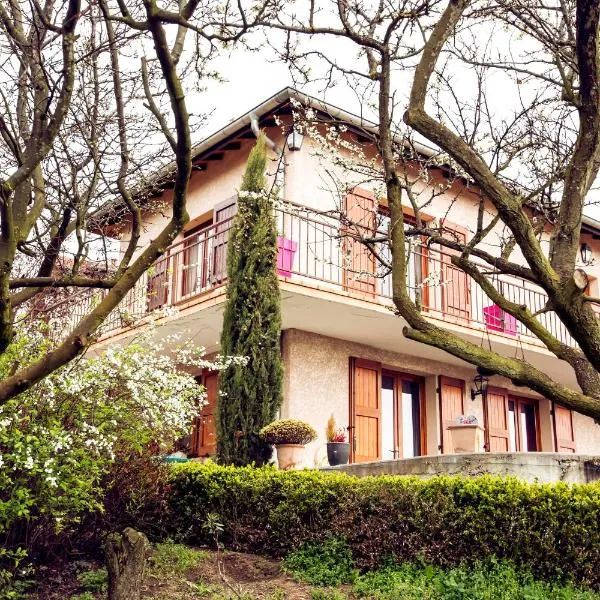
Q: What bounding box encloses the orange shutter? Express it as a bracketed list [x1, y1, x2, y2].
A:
[440, 376, 465, 453]
[554, 404, 576, 453]
[212, 202, 236, 284]
[485, 388, 510, 452]
[191, 371, 218, 456]
[343, 190, 376, 296]
[147, 254, 169, 311]
[350, 358, 381, 462]
[440, 221, 470, 320]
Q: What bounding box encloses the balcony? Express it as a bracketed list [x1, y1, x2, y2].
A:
[68, 202, 576, 349]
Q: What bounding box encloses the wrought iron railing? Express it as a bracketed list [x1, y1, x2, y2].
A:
[63, 202, 577, 349]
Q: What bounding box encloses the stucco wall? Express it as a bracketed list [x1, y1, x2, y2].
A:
[281, 328, 600, 467]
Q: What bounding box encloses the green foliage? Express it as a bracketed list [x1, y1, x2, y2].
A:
[351, 560, 600, 599]
[260, 419, 317, 445]
[283, 538, 358, 586]
[149, 542, 208, 576]
[0, 326, 216, 589]
[310, 589, 348, 600]
[217, 133, 283, 466]
[77, 567, 108, 593]
[165, 462, 600, 590]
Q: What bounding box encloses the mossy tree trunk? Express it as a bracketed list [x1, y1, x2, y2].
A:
[105, 528, 150, 600]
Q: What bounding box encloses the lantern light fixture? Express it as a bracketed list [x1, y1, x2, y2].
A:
[580, 242, 593, 265]
[286, 128, 304, 151]
[471, 373, 489, 401]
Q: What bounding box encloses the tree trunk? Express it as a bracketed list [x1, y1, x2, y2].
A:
[104, 527, 149, 600]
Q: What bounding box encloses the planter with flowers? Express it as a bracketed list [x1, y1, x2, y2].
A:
[260, 419, 317, 470]
[447, 415, 484, 453]
[325, 415, 350, 466]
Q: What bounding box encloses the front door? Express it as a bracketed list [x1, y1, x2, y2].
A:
[191, 371, 218, 457]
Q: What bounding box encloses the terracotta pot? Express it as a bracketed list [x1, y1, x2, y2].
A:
[447, 424, 485, 453]
[276, 443, 305, 470]
[327, 442, 350, 466]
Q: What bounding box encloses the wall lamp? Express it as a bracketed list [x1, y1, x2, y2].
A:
[471, 373, 490, 401]
[286, 128, 304, 151]
[580, 242, 593, 265]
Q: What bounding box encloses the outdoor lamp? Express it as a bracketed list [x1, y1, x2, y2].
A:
[286, 128, 304, 151]
[580, 242, 593, 265]
[471, 373, 489, 401]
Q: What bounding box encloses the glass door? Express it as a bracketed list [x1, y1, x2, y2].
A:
[381, 372, 423, 460]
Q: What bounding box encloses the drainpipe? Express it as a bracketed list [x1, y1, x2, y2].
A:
[249, 112, 285, 199]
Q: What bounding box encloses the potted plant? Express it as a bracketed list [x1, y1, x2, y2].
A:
[447, 415, 484, 453]
[260, 419, 317, 470]
[325, 414, 350, 466]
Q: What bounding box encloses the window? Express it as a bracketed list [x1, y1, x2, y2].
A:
[508, 397, 539, 452]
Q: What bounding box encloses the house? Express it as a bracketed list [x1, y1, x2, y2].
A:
[87, 88, 600, 467]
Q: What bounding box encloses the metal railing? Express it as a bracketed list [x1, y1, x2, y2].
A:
[64, 202, 578, 348]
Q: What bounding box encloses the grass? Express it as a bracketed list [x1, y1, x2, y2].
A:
[149, 542, 209, 577]
[283, 540, 600, 600]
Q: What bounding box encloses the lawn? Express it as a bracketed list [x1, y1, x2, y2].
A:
[26, 541, 600, 600]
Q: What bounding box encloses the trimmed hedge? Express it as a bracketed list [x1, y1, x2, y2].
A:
[166, 462, 600, 589]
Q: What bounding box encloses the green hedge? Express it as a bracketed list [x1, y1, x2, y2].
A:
[166, 462, 600, 589]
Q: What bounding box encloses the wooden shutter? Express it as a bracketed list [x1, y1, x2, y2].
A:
[440, 222, 470, 320]
[147, 254, 169, 311]
[343, 190, 376, 296]
[439, 376, 464, 453]
[350, 358, 381, 462]
[191, 371, 218, 456]
[212, 200, 236, 284]
[554, 404, 576, 453]
[485, 388, 510, 452]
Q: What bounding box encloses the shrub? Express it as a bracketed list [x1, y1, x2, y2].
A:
[260, 420, 317, 445]
[0, 325, 242, 589]
[165, 463, 600, 589]
[283, 538, 358, 586]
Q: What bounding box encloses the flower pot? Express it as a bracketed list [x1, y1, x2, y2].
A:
[327, 442, 350, 466]
[276, 443, 305, 470]
[447, 424, 485, 453]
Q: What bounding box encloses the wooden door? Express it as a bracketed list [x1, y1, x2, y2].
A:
[191, 371, 218, 456]
[439, 376, 464, 453]
[554, 404, 576, 453]
[212, 202, 236, 283]
[343, 190, 376, 296]
[440, 223, 470, 320]
[485, 388, 510, 452]
[350, 358, 381, 462]
[147, 254, 169, 311]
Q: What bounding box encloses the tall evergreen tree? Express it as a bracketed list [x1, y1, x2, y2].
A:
[216, 133, 283, 466]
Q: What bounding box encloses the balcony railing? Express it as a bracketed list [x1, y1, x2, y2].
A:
[64, 202, 577, 349]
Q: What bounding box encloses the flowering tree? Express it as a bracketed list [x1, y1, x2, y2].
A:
[0, 322, 243, 586]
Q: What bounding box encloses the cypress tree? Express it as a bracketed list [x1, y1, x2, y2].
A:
[216, 133, 283, 466]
